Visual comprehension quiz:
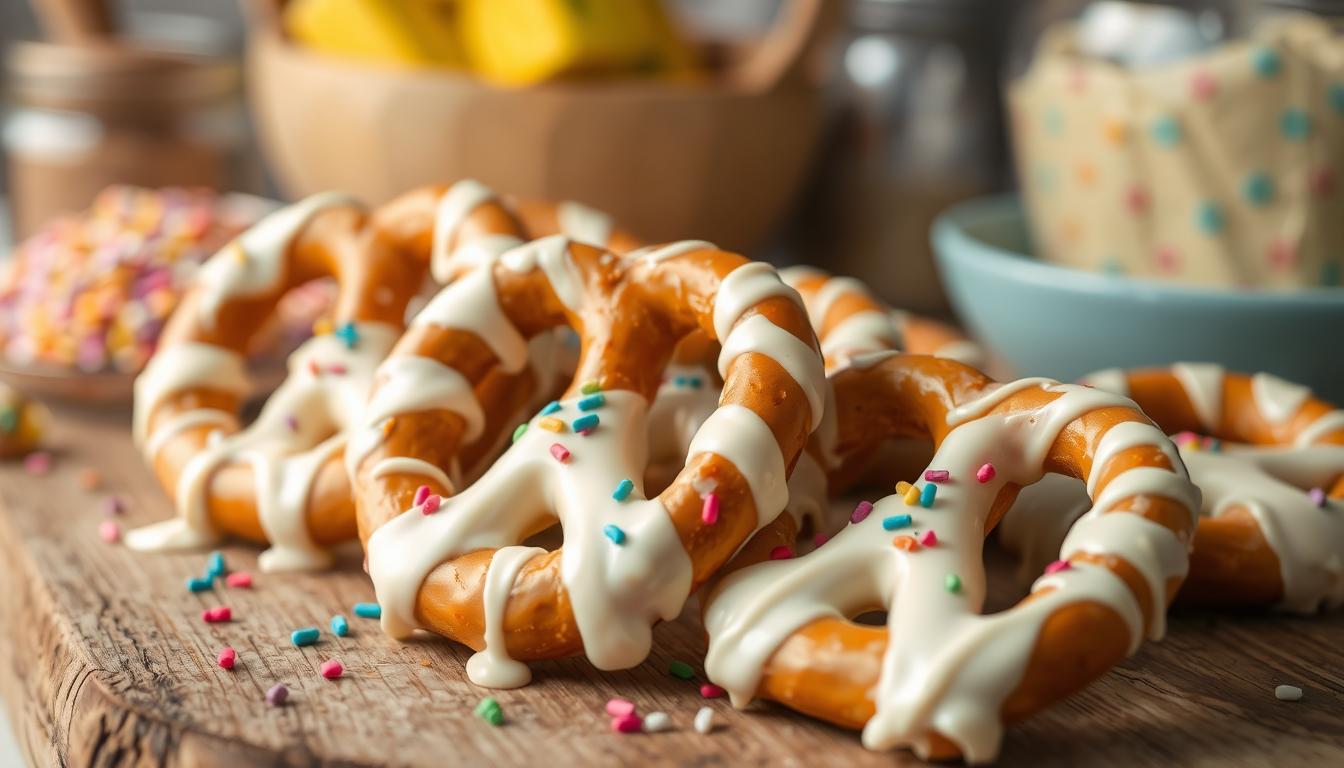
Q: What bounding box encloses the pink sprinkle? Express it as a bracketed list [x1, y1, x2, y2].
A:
[328, 363, 347, 375]
[23, 451, 52, 476]
[420, 494, 441, 515]
[701, 493, 720, 525]
[579, 428, 595, 437]
[850, 500, 874, 524]
[102, 496, 125, 516]
[1044, 559, 1072, 575]
[413, 485, 432, 506]
[605, 698, 636, 717]
[225, 571, 252, 588]
[769, 546, 794, 561]
[611, 713, 643, 733]
[976, 463, 996, 483]
[550, 443, 571, 463]
[285, 415, 299, 432]
[1308, 487, 1327, 507]
[218, 647, 236, 670]
[1173, 430, 1197, 444]
[320, 659, 344, 680]
[813, 533, 829, 548]
[98, 520, 121, 543]
[266, 683, 289, 707]
[924, 470, 950, 483]
[919, 530, 938, 547]
[700, 683, 726, 699]
[202, 606, 232, 623]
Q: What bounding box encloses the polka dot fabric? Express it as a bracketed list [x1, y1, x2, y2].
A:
[1009, 17, 1344, 289]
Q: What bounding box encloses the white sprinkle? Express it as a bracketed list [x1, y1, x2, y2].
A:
[1275, 685, 1303, 702]
[642, 711, 672, 733]
[693, 706, 715, 734]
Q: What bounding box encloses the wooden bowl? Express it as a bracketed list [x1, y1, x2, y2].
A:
[243, 0, 839, 251]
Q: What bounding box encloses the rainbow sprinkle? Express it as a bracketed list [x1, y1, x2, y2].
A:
[217, 647, 236, 670]
[611, 713, 643, 733]
[668, 660, 695, 680]
[331, 615, 349, 637]
[903, 485, 920, 506]
[605, 698, 635, 717]
[851, 500, 874, 523]
[769, 545, 794, 560]
[578, 393, 605, 411]
[1044, 559, 1072, 575]
[892, 535, 920, 551]
[291, 627, 320, 646]
[187, 576, 213, 593]
[538, 417, 565, 433]
[549, 443, 571, 463]
[882, 514, 913, 531]
[919, 530, 938, 547]
[976, 463, 996, 483]
[612, 478, 634, 501]
[603, 524, 626, 545]
[540, 401, 561, 416]
[701, 493, 720, 524]
[945, 573, 962, 593]
[512, 423, 528, 442]
[353, 603, 381, 619]
[1309, 487, 1328, 507]
[572, 414, 600, 433]
[333, 322, 360, 350]
[207, 551, 226, 578]
[320, 659, 344, 680]
[413, 485, 432, 506]
[475, 697, 504, 725]
[266, 683, 288, 707]
[924, 469, 950, 483]
[580, 380, 602, 395]
[919, 484, 937, 508]
[420, 495, 441, 515]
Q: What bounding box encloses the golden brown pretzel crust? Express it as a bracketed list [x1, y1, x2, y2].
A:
[352, 243, 819, 662]
[710, 355, 1195, 761]
[1107, 370, 1344, 607]
[142, 184, 640, 552]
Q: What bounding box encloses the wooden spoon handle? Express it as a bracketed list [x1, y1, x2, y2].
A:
[28, 0, 116, 43]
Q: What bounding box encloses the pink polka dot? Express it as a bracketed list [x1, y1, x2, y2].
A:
[1125, 185, 1150, 215]
[1069, 65, 1088, 94]
[1155, 245, 1181, 273]
[1189, 71, 1218, 101]
[1267, 238, 1298, 269]
[1311, 167, 1337, 198]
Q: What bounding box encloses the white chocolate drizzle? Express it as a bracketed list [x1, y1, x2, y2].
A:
[627, 240, 717, 267]
[500, 236, 586, 312]
[466, 545, 547, 688]
[703, 378, 1196, 762]
[717, 314, 825, 430]
[1172, 362, 1225, 429]
[196, 192, 363, 330]
[556, 201, 612, 247]
[1251, 372, 1312, 427]
[430, 179, 500, 283]
[128, 323, 400, 571]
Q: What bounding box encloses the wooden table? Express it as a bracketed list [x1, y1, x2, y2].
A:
[1, 405, 1342, 767]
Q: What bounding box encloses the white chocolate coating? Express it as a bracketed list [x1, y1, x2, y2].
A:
[128, 323, 400, 571]
[556, 201, 612, 248]
[1251, 372, 1312, 427]
[703, 379, 1196, 762]
[1172, 362, 1225, 430]
[466, 545, 547, 688]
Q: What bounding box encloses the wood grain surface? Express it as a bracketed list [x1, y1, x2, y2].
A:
[0, 405, 1341, 767]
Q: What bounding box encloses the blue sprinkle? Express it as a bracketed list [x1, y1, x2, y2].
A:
[578, 393, 605, 411]
[572, 414, 599, 433]
[919, 484, 938, 509]
[334, 322, 360, 350]
[687, 377, 702, 389]
[1252, 46, 1281, 78]
[612, 478, 634, 501]
[353, 602, 381, 619]
[673, 376, 687, 387]
[206, 551, 226, 579]
[540, 401, 561, 416]
[186, 576, 213, 593]
[882, 514, 913, 531]
[1280, 108, 1311, 141]
[331, 615, 349, 637]
[603, 524, 626, 545]
[291, 627, 320, 646]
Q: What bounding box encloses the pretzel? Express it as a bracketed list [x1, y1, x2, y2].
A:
[701, 354, 1199, 763]
[129, 181, 635, 571]
[349, 240, 824, 689]
[1001, 363, 1344, 613]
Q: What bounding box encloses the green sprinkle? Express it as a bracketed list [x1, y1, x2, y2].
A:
[580, 380, 602, 395]
[353, 602, 381, 619]
[475, 697, 503, 725]
[512, 423, 528, 443]
[945, 574, 962, 594]
[668, 660, 695, 680]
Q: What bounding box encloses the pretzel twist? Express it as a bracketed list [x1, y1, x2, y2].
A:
[702, 354, 1199, 763]
[350, 240, 825, 687]
[128, 181, 635, 570]
[1003, 363, 1344, 613]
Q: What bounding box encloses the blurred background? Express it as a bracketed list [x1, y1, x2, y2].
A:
[0, 0, 1341, 402]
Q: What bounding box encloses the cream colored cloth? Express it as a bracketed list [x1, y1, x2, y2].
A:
[1009, 17, 1343, 289]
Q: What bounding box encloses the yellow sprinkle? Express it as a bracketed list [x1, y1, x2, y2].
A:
[313, 318, 333, 336]
[903, 485, 921, 506]
[895, 481, 913, 495]
[538, 417, 565, 433]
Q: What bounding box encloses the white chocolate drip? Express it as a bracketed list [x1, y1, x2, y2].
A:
[1079, 368, 1128, 397]
[645, 365, 721, 487]
[556, 201, 613, 247]
[627, 240, 716, 267]
[466, 545, 546, 689]
[712, 262, 805, 342]
[717, 314, 825, 430]
[415, 262, 531, 373]
[703, 379, 1196, 762]
[133, 344, 250, 447]
[1296, 410, 1344, 447]
[1251, 372, 1312, 426]
[1172, 362, 1225, 429]
[501, 236, 587, 312]
[430, 179, 500, 283]
[196, 192, 363, 330]
[128, 323, 400, 571]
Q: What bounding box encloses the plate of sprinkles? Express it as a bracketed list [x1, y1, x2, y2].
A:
[0, 186, 319, 405]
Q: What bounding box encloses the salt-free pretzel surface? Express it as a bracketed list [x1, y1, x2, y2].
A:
[701, 354, 1200, 763]
[129, 181, 635, 570]
[349, 239, 825, 689]
[1001, 363, 1344, 613]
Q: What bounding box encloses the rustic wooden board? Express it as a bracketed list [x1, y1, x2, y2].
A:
[1, 405, 1342, 767]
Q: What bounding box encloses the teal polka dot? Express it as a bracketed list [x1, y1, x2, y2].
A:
[1044, 107, 1065, 137]
[1150, 115, 1182, 147]
[1280, 108, 1311, 141]
[1034, 165, 1057, 193]
[1195, 201, 1225, 235]
[1242, 172, 1274, 207]
[1330, 82, 1344, 115]
[1252, 46, 1281, 78]
[1324, 262, 1342, 287]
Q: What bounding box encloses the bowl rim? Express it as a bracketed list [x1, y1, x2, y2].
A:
[932, 195, 1344, 308]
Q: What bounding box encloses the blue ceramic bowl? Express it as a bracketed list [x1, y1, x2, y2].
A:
[932, 195, 1344, 402]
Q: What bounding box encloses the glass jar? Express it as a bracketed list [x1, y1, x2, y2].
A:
[3, 41, 250, 239]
